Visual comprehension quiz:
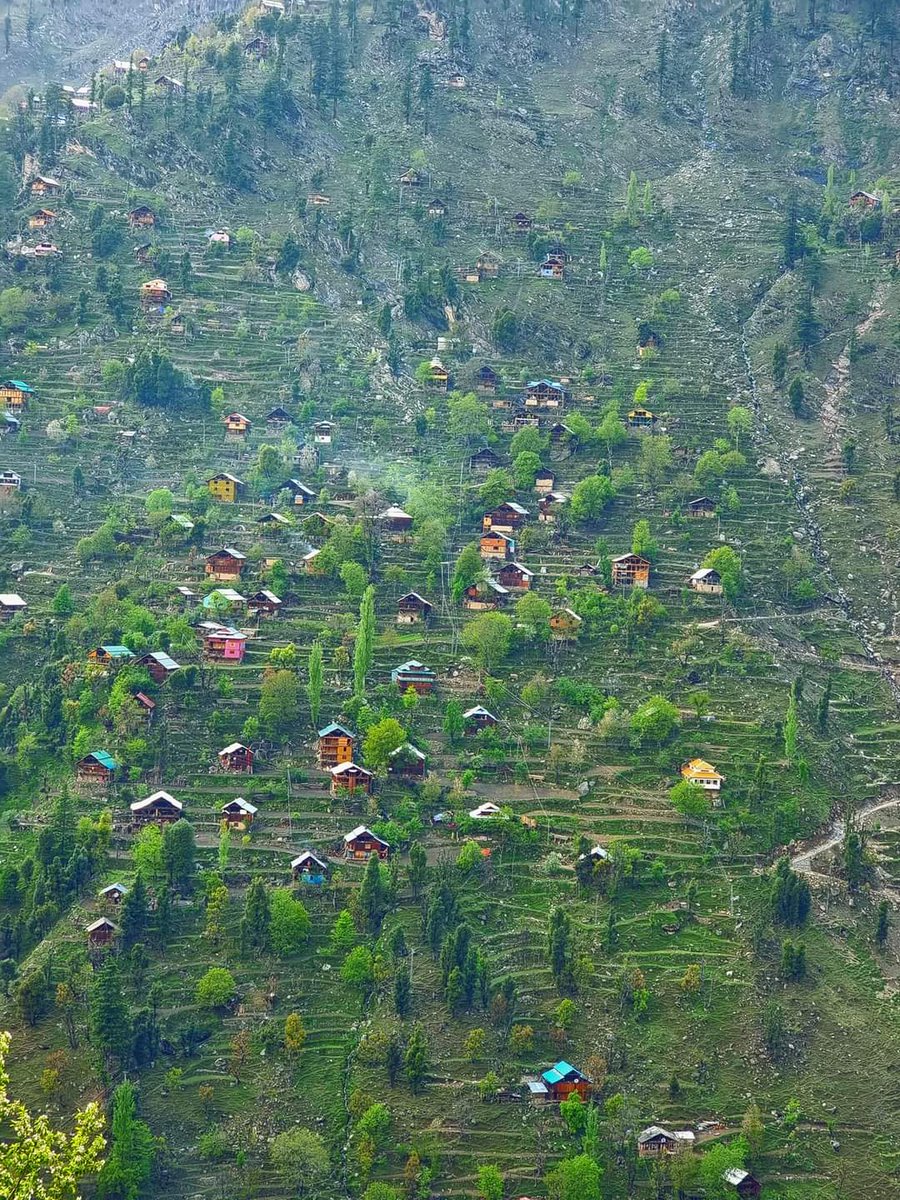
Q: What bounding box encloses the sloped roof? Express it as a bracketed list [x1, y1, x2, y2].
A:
[331, 761, 373, 778]
[223, 797, 258, 815]
[344, 824, 388, 845]
[318, 722, 355, 739]
[291, 850, 327, 870]
[86, 917, 117, 933]
[389, 742, 426, 760]
[130, 790, 182, 812]
[138, 650, 180, 670]
[219, 742, 249, 755]
[82, 750, 118, 770]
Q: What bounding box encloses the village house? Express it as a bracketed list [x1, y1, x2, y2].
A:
[313, 420, 336, 445]
[447, 73, 466, 88]
[469, 801, 502, 819]
[29, 175, 61, 196]
[534, 468, 556, 495]
[538, 492, 567, 524]
[636, 1126, 695, 1157]
[167, 513, 194, 535]
[203, 588, 245, 613]
[722, 1168, 762, 1198]
[265, 405, 293, 431]
[207, 229, 233, 248]
[849, 189, 881, 210]
[424, 356, 450, 390]
[427, 198, 448, 218]
[207, 472, 246, 503]
[317, 722, 355, 768]
[464, 705, 498, 733]
[135, 650, 180, 683]
[133, 243, 152, 264]
[496, 561, 533, 591]
[28, 208, 56, 229]
[130, 790, 183, 824]
[524, 379, 568, 410]
[99, 882, 129, 905]
[280, 478, 316, 506]
[75, 751, 118, 784]
[200, 623, 248, 661]
[218, 742, 254, 773]
[539, 1061, 592, 1102]
[307, 192, 331, 207]
[257, 512, 291, 534]
[388, 743, 427, 779]
[511, 211, 532, 232]
[578, 844, 609, 866]
[175, 585, 198, 606]
[154, 74, 185, 94]
[539, 254, 565, 280]
[291, 850, 328, 882]
[205, 548, 247, 582]
[550, 608, 583, 640]
[476, 251, 501, 279]
[247, 589, 282, 616]
[480, 531, 515, 560]
[128, 205, 156, 228]
[302, 548, 324, 574]
[0, 470, 22, 495]
[343, 825, 389, 860]
[549, 421, 575, 446]
[140, 278, 171, 306]
[627, 406, 656, 430]
[468, 446, 502, 474]
[483, 501, 529, 534]
[0, 380, 35, 409]
[134, 692, 156, 722]
[330, 761, 374, 796]
[32, 240, 62, 257]
[223, 412, 251, 438]
[397, 592, 433, 625]
[88, 644, 134, 666]
[377, 505, 414, 534]
[688, 566, 723, 597]
[681, 758, 725, 800]
[221, 798, 257, 827]
[611, 553, 650, 589]
[1, 414, 21, 438]
[464, 578, 509, 610]
[474, 365, 499, 393]
[391, 660, 437, 694]
[399, 168, 424, 186]
[0, 593, 27, 622]
[86, 917, 117, 949]
[685, 496, 716, 519]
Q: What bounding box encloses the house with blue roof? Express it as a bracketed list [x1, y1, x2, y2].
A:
[89, 645, 134, 666]
[1, 380, 35, 410]
[539, 1060, 591, 1101]
[524, 379, 569, 410]
[76, 751, 119, 784]
[317, 722, 356, 767]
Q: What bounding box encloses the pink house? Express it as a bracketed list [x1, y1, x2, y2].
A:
[200, 622, 248, 662]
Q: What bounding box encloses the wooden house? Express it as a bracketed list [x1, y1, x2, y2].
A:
[681, 758, 724, 799]
[399, 168, 424, 186]
[480, 531, 515, 560]
[207, 229, 233, 247]
[140, 278, 171, 306]
[538, 492, 567, 524]
[540, 1061, 591, 1102]
[343, 825, 389, 860]
[550, 608, 583, 640]
[282, 478, 316, 505]
[221, 797, 257, 827]
[205, 548, 247, 581]
[202, 587, 245, 613]
[476, 251, 501, 279]
[99, 882, 128, 905]
[447, 73, 466, 88]
[86, 917, 117, 948]
[377, 505, 414, 534]
[637, 1127, 679, 1157]
[496, 561, 533, 591]
[32, 240, 62, 257]
[474, 365, 499, 394]
[685, 496, 716, 519]
[689, 567, 723, 595]
[397, 592, 433, 625]
[849, 189, 881, 210]
[330, 761, 374, 796]
[29, 208, 56, 229]
[313, 420, 336, 445]
[75, 751, 118, 784]
[611, 553, 650, 589]
[427, 198, 448, 218]
[464, 705, 497, 733]
[539, 255, 565, 280]
[511, 211, 532, 232]
[88, 644, 134, 666]
[0, 414, 21, 437]
[0, 594, 27, 621]
[154, 74, 184, 93]
[201, 623, 248, 661]
[29, 175, 61, 196]
[128, 205, 156, 228]
[175, 585, 198, 606]
[470, 802, 502, 819]
[534, 468, 556, 495]
[218, 742, 254, 773]
[134, 692, 156, 721]
[524, 379, 568, 410]
[223, 412, 251, 438]
[483, 501, 529, 534]
[257, 513, 291, 535]
[0, 380, 35, 409]
[266, 405, 293, 431]
[464, 579, 509, 610]
[549, 421, 575, 445]
[627, 406, 656, 430]
[391, 659, 436, 694]
[317, 722, 355, 768]
[468, 446, 502, 474]
[425, 356, 450, 390]
[0, 470, 22, 495]
[291, 850, 328, 882]
[207, 472, 246, 503]
[302, 548, 324, 574]
[135, 650, 180, 683]
[247, 589, 282, 616]
[722, 1168, 761, 1198]
[388, 743, 427, 779]
[130, 790, 183, 824]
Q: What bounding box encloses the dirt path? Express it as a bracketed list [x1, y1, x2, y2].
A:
[819, 283, 888, 455]
[790, 792, 900, 874]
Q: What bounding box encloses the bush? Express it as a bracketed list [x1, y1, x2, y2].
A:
[195, 967, 236, 1009]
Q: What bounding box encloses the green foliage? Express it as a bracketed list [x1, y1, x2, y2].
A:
[269, 889, 311, 955]
[195, 967, 236, 1009]
[630, 695, 679, 744]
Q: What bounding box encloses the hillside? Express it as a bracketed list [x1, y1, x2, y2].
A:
[0, 1, 899, 1199]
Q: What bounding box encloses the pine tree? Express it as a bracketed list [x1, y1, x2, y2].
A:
[98, 1080, 155, 1198]
[816, 677, 831, 732]
[90, 957, 132, 1072]
[404, 1025, 428, 1092]
[394, 964, 411, 1017]
[120, 872, 149, 948]
[359, 853, 387, 932]
[327, 0, 346, 117]
[782, 192, 801, 267]
[241, 877, 271, 952]
[656, 26, 668, 99]
[353, 585, 376, 699]
[418, 63, 434, 135]
[155, 884, 173, 944]
[307, 640, 324, 729]
[875, 900, 890, 946]
[624, 171, 639, 222]
[162, 819, 196, 891]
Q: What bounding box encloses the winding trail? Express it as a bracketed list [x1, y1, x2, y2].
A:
[790, 793, 900, 874]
